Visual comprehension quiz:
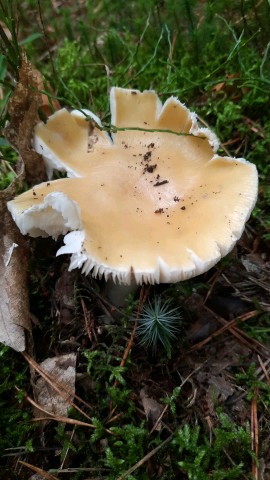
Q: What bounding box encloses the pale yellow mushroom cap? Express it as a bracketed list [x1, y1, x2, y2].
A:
[8, 87, 258, 284]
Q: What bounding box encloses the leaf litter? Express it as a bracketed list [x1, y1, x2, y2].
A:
[34, 353, 76, 418]
[0, 54, 55, 351]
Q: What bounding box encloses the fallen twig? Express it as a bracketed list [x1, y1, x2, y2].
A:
[189, 306, 270, 358]
[19, 460, 58, 480]
[119, 284, 150, 370]
[251, 388, 259, 480]
[116, 433, 173, 480]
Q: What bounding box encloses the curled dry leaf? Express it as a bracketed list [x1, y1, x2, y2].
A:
[0, 192, 31, 351]
[0, 222, 30, 351]
[35, 353, 76, 418]
[206, 374, 235, 415]
[33, 68, 61, 118]
[140, 387, 163, 430]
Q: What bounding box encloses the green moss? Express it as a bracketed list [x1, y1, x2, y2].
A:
[0, 347, 35, 456]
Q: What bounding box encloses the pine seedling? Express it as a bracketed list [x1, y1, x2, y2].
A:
[136, 295, 181, 355]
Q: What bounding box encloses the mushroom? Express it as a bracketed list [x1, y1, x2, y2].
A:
[7, 87, 258, 294]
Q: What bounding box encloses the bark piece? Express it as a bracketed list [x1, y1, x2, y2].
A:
[4, 52, 45, 183]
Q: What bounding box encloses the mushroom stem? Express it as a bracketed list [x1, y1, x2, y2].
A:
[103, 279, 138, 307]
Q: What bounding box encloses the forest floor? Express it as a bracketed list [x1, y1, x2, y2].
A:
[1, 1, 270, 479]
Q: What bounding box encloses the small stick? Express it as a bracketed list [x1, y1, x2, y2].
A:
[19, 460, 58, 480]
[108, 285, 150, 417]
[251, 389, 259, 480]
[257, 355, 270, 387]
[119, 284, 150, 369]
[18, 389, 99, 429]
[189, 310, 257, 352]
[149, 404, 169, 434]
[203, 267, 223, 304]
[116, 433, 173, 480]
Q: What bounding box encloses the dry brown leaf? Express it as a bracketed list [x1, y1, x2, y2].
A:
[33, 68, 61, 117]
[0, 173, 31, 351]
[54, 269, 76, 325]
[206, 374, 235, 415]
[35, 354, 76, 417]
[212, 82, 225, 93]
[140, 387, 163, 430]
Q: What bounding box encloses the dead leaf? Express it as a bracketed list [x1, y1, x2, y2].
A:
[212, 82, 225, 93]
[140, 387, 163, 430]
[33, 68, 61, 117]
[54, 269, 76, 325]
[0, 180, 31, 351]
[241, 253, 268, 276]
[206, 374, 235, 415]
[35, 354, 76, 417]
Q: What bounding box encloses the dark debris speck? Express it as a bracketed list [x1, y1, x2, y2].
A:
[143, 151, 152, 161]
[154, 180, 169, 187]
[144, 163, 157, 173]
